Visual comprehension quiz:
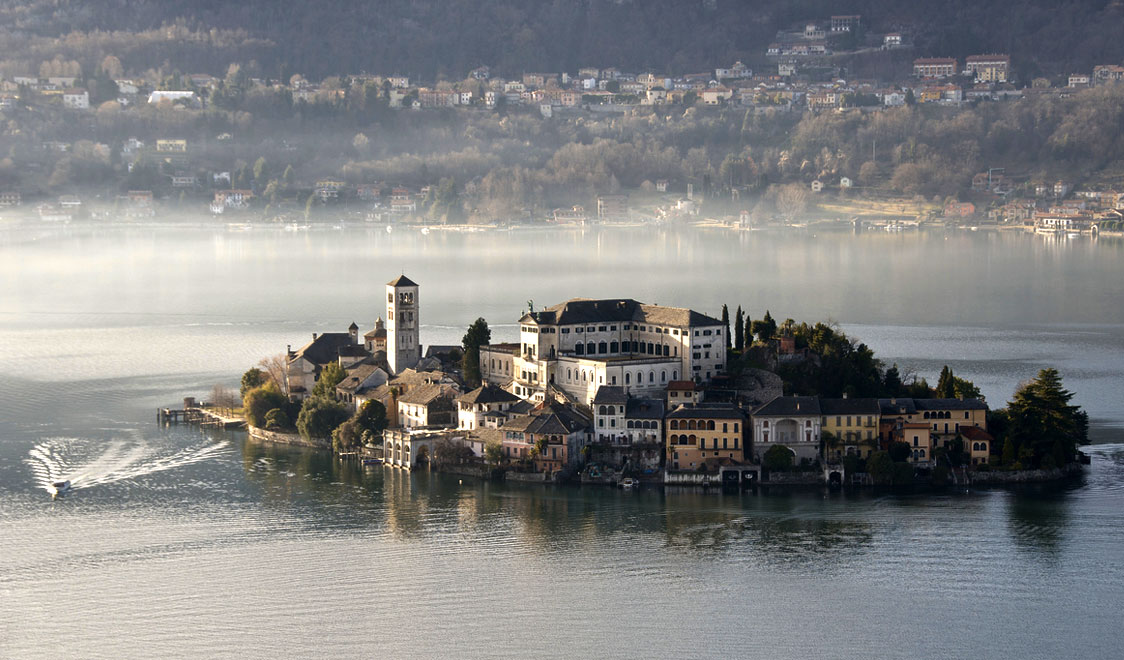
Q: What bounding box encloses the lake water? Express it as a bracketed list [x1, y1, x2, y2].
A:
[1, 221, 1123, 658]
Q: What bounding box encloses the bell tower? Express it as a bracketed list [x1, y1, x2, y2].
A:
[386, 274, 420, 374]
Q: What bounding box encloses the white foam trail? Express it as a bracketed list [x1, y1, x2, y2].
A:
[25, 436, 230, 494]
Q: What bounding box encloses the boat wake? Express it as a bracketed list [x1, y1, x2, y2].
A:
[25, 435, 230, 495]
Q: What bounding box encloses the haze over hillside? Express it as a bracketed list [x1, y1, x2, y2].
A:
[1, 0, 1122, 79]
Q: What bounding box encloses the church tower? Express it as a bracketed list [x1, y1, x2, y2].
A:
[386, 274, 420, 374]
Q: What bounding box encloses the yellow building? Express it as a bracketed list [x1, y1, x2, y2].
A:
[820, 398, 881, 460]
[666, 403, 745, 471]
[879, 398, 989, 464]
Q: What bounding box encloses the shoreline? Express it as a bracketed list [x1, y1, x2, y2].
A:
[238, 422, 1087, 489]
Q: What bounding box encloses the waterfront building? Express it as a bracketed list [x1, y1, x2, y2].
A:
[511, 298, 727, 404]
[961, 426, 993, 466]
[592, 386, 665, 446]
[878, 397, 988, 463]
[751, 396, 822, 465]
[819, 397, 881, 460]
[383, 427, 460, 470]
[665, 402, 746, 471]
[386, 274, 421, 374]
[500, 402, 592, 476]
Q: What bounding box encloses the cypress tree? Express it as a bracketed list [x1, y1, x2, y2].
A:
[721, 304, 731, 352]
[734, 306, 744, 352]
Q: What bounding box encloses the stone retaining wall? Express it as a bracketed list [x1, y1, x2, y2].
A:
[968, 462, 1084, 484]
[247, 425, 330, 449]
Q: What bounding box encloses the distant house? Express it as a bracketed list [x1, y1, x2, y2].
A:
[656, 179, 669, 193]
[883, 33, 902, 48]
[944, 201, 976, 217]
[811, 180, 824, 193]
[1093, 65, 1124, 86]
[148, 90, 197, 105]
[840, 177, 853, 189]
[830, 15, 861, 32]
[0, 191, 21, 206]
[913, 58, 958, 78]
[596, 194, 629, 220]
[965, 55, 1010, 83]
[61, 88, 89, 109]
[1068, 74, 1091, 88]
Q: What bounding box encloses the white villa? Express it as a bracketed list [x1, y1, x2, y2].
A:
[493, 298, 727, 404]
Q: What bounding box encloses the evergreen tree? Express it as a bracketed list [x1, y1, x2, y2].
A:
[461, 317, 491, 387]
[721, 304, 731, 352]
[883, 363, 903, 396]
[1005, 368, 1087, 467]
[936, 365, 955, 398]
[734, 306, 744, 352]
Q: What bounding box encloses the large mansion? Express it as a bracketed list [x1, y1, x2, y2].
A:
[482, 298, 727, 404]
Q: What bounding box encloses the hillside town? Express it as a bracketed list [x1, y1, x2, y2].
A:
[250, 274, 1006, 488]
[4, 12, 1124, 233]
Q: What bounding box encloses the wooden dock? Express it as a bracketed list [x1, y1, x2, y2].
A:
[158, 405, 246, 430]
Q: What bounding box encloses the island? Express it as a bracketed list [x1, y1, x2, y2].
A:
[184, 273, 1090, 489]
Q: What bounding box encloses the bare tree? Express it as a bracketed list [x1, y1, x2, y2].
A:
[258, 353, 289, 395]
[211, 384, 237, 414]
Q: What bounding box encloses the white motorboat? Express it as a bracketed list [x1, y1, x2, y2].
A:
[49, 480, 72, 499]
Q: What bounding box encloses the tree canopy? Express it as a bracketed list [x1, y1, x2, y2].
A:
[1002, 368, 1088, 469]
[461, 317, 492, 387]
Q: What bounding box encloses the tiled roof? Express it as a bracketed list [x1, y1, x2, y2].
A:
[397, 383, 453, 406]
[914, 398, 987, 411]
[667, 402, 746, 419]
[521, 298, 722, 328]
[290, 333, 355, 366]
[626, 398, 665, 419]
[753, 396, 820, 417]
[819, 398, 882, 415]
[592, 386, 628, 404]
[458, 383, 520, 405]
[387, 274, 418, 287]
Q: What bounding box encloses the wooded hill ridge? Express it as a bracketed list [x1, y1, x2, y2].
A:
[0, 0, 1122, 81]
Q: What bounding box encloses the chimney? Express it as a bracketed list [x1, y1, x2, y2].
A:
[842, 392, 849, 399]
[312, 333, 317, 340]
